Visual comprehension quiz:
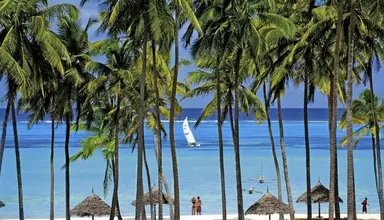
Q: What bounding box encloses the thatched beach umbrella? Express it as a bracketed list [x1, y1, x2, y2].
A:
[131, 186, 171, 206]
[71, 190, 112, 220]
[0, 200, 5, 208]
[132, 186, 172, 219]
[296, 181, 343, 218]
[245, 190, 291, 220]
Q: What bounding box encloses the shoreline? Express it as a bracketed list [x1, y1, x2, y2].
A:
[2, 214, 380, 220]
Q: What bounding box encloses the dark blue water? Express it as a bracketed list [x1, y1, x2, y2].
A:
[0, 108, 342, 122]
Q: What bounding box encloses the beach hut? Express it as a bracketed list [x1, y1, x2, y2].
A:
[296, 181, 343, 218]
[71, 190, 112, 220]
[245, 190, 291, 220]
[0, 200, 5, 208]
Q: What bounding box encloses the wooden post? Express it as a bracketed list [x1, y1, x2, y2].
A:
[318, 203, 321, 218]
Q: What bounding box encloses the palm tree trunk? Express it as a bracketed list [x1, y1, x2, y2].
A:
[329, 0, 343, 218]
[277, 98, 294, 220]
[304, 75, 312, 220]
[135, 30, 148, 220]
[263, 83, 283, 220]
[50, 114, 55, 220]
[111, 158, 123, 220]
[216, 56, 227, 220]
[154, 135, 174, 219]
[143, 143, 154, 220]
[11, 101, 24, 220]
[233, 49, 244, 220]
[371, 133, 379, 188]
[367, 57, 384, 220]
[346, 2, 357, 220]
[110, 92, 121, 220]
[334, 139, 340, 220]
[328, 92, 341, 220]
[142, 205, 147, 220]
[0, 100, 10, 175]
[65, 112, 71, 220]
[170, 7, 181, 220]
[152, 40, 164, 220]
[116, 195, 123, 220]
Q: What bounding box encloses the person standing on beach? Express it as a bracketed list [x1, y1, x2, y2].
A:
[196, 196, 202, 215]
[362, 197, 368, 213]
[190, 197, 197, 215]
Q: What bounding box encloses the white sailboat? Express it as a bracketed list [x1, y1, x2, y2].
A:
[183, 117, 200, 147]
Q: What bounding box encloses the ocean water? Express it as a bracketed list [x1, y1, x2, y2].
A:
[0, 108, 381, 218]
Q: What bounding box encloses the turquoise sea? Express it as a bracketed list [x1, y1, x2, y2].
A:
[0, 108, 381, 218]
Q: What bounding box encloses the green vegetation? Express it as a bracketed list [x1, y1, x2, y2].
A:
[0, 1, 384, 220]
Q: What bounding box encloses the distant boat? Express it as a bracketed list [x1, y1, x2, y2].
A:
[183, 117, 200, 147]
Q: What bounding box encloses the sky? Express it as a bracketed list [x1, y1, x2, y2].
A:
[1, 0, 384, 108]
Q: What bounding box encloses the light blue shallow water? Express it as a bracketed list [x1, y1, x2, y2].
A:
[0, 120, 381, 218]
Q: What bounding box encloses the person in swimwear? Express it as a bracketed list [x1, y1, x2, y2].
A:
[190, 197, 197, 215]
[196, 196, 202, 215]
[362, 198, 368, 214]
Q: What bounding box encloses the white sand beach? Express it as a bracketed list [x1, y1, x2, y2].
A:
[3, 214, 380, 220]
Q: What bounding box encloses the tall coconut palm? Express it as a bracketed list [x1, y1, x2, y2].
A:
[355, 2, 384, 215]
[339, 89, 384, 219]
[18, 76, 59, 220]
[264, 83, 283, 217]
[339, 89, 384, 146]
[168, 1, 201, 218]
[365, 56, 384, 219]
[84, 38, 143, 220]
[0, 2, 77, 219]
[56, 15, 93, 220]
[329, 1, 343, 219]
[187, 3, 230, 218]
[345, 1, 357, 219]
[0, 0, 76, 176]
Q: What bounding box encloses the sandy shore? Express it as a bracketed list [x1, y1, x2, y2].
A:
[3, 214, 380, 220]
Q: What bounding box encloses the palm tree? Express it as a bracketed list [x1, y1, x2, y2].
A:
[0, 101, 11, 175]
[339, 89, 384, 145]
[56, 16, 93, 220]
[187, 3, 229, 218]
[84, 38, 142, 220]
[345, 1, 357, 219]
[339, 88, 384, 219]
[0, 0, 76, 176]
[365, 56, 384, 219]
[262, 82, 283, 220]
[329, 1, 344, 219]
[18, 79, 59, 220]
[0, 2, 77, 219]
[355, 2, 384, 216]
[168, 1, 201, 218]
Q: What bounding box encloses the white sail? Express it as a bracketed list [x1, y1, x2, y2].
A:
[183, 117, 199, 146]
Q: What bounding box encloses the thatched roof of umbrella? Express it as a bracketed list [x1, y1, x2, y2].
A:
[0, 200, 4, 208]
[71, 192, 112, 217]
[245, 191, 291, 215]
[296, 181, 343, 204]
[132, 186, 171, 206]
